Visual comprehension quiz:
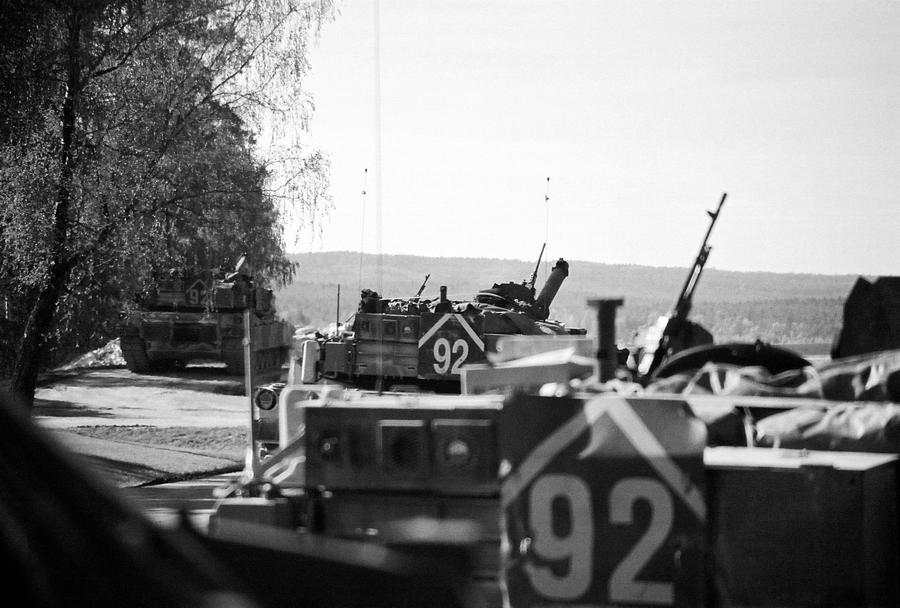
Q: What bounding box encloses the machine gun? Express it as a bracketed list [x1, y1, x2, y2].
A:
[641, 192, 727, 378]
[414, 274, 431, 299]
[527, 243, 547, 294]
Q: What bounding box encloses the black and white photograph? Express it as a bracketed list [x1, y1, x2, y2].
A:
[1, 1, 898, 606]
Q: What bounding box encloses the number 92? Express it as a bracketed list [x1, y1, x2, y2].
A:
[522, 473, 674, 605]
[432, 337, 469, 375]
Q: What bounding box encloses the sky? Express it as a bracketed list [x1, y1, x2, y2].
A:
[292, 0, 899, 276]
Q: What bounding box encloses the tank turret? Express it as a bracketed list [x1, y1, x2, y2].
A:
[475, 281, 535, 312]
[474, 258, 570, 323]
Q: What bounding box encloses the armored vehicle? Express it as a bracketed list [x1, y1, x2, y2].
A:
[296, 254, 586, 390]
[215, 313, 900, 608]
[214, 232, 900, 607]
[118, 256, 293, 375]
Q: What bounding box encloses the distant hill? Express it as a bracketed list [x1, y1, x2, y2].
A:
[274, 251, 860, 346]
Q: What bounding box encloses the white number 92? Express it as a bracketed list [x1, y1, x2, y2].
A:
[523, 473, 674, 604]
[432, 337, 469, 375]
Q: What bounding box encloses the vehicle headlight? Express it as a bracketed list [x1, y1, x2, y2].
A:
[254, 383, 284, 411]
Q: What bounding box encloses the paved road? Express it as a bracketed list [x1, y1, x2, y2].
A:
[34, 365, 251, 430]
[124, 473, 240, 531]
[32, 364, 262, 527]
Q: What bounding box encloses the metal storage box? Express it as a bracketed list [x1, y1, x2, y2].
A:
[705, 447, 898, 607]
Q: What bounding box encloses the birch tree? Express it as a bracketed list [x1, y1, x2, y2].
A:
[0, 0, 333, 405]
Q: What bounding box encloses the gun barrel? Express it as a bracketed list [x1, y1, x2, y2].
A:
[414, 273, 430, 298]
[674, 193, 726, 309]
[699, 192, 727, 252]
[534, 258, 569, 321]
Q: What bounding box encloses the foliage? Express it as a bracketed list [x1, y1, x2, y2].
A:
[0, 0, 334, 398]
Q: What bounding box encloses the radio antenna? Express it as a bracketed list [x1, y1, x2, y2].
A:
[373, 0, 384, 392]
[544, 176, 550, 283]
[358, 168, 368, 297]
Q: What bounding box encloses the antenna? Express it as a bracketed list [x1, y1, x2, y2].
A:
[544, 177, 550, 283]
[358, 168, 368, 296]
[373, 1, 383, 298]
[373, 0, 384, 392]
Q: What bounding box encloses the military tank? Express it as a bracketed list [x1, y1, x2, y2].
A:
[293, 255, 586, 391]
[118, 256, 293, 375]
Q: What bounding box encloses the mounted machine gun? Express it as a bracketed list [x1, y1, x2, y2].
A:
[413, 273, 431, 299]
[526, 242, 546, 293]
[637, 193, 726, 378]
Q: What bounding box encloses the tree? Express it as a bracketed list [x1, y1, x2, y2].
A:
[0, 0, 333, 405]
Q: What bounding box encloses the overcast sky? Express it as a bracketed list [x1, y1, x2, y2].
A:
[293, 0, 899, 276]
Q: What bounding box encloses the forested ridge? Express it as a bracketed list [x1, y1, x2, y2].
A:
[275, 251, 859, 346]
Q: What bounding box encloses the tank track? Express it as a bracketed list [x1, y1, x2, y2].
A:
[254, 346, 288, 375]
[221, 338, 245, 375]
[221, 338, 287, 376]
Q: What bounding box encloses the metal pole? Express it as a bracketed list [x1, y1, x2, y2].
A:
[243, 308, 258, 477]
[588, 298, 624, 382]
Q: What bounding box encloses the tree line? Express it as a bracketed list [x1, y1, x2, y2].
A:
[0, 0, 334, 405]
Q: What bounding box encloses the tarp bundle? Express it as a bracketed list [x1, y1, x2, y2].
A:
[754, 402, 900, 453]
[645, 348, 900, 403]
[639, 349, 900, 453]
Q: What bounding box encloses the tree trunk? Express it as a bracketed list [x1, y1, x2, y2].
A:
[10, 9, 81, 409]
[10, 264, 70, 406]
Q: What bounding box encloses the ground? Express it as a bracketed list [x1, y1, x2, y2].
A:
[30, 352, 253, 487]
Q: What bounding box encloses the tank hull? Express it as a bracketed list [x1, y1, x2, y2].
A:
[316, 309, 584, 390]
[119, 311, 291, 374]
[118, 267, 292, 375]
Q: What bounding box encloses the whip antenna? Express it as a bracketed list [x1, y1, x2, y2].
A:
[373, 0, 384, 392]
[544, 176, 550, 283]
[358, 168, 368, 296]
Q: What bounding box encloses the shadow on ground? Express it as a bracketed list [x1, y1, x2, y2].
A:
[32, 399, 116, 419]
[37, 365, 246, 395]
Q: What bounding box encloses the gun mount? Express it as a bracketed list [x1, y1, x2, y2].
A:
[635, 193, 726, 379]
